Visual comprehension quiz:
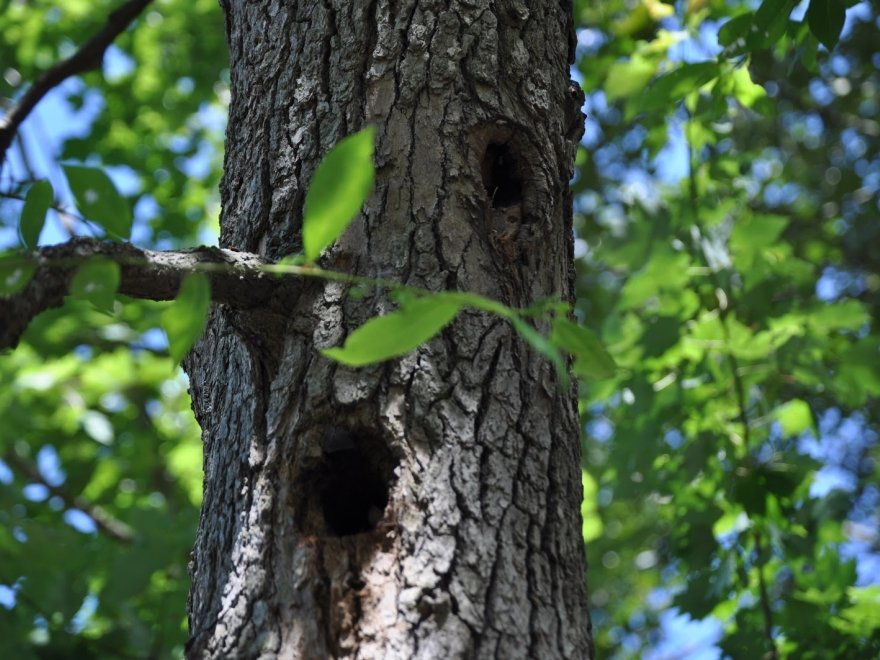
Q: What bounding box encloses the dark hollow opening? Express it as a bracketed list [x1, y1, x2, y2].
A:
[306, 427, 393, 537]
[481, 141, 523, 208]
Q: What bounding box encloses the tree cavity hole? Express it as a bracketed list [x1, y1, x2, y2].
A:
[298, 427, 396, 538]
[481, 141, 523, 209]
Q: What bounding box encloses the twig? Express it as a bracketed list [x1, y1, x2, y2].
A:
[686, 108, 775, 658]
[684, 113, 751, 448]
[4, 450, 135, 544]
[0, 0, 153, 170]
[0, 188, 110, 236]
[754, 530, 779, 659]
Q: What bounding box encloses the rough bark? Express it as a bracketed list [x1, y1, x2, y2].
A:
[184, 1, 591, 658]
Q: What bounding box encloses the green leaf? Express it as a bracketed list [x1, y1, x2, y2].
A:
[0, 255, 35, 295]
[811, 300, 870, 333]
[834, 338, 880, 406]
[718, 12, 754, 48]
[638, 62, 721, 113]
[445, 290, 513, 319]
[551, 318, 617, 380]
[162, 273, 211, 364]
[730, 67, 768, 109]
[712, 509, 750, 540]
[581, 470, 603, 542]
[832, 586, 880, 635]
[69, 258, 121, 314]
[302, 126, 376, 261]
[19, 179, 53, 248]
[323, 293, 460, 366]
[806, 0, 845, 50]
[754, 0, 794, 30]
[510, 316, 568, 387]
[731, 212, 790, 271]
[775, 399, 812, 437]
[751, 0, 797, 46]
[605, 55, 658, 101]
[63, 165, 133, 239]
[434, 291, 570, 383]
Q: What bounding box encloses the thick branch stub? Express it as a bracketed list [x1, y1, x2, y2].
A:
[0, 237, 304, 351]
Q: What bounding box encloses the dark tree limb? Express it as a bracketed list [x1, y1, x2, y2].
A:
[0, 0, 154, 170]
[0, 237, 307, 350]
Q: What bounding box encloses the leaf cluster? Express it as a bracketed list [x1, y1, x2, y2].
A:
[572, 0, 879, 657]
[0, 1, 223, 655]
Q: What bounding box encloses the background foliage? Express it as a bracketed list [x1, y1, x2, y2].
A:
[1, 0, 878, 657]
[572, 0, 879, 657]
[1, 0, 223, 656]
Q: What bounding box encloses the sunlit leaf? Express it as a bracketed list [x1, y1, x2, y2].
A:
[730, 67, 768, 109]
[811, 300, 870, 333]
[63, 165, 133, 239]
[832, 586, 880, 635]
[166, 439, 204, 506]
[605, 56, 657, 101]
[69, 258, 121, 314]
[775, 399, 812, 437]
[612, 0, 673, 37]
[712, 509, 750, 540]
[581, 470, 603, 542]
[322, 293, 460, 366]
[302, 126, 375, 261]
[81, 409, 115, 444]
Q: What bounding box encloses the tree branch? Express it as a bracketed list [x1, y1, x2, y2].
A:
[0, 237, 308, 350]
[0, 0, 154, 170]
[4, 450, 135, 544]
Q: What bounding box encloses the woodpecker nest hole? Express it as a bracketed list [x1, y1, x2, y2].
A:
[481, 141, 524, 209]
[295, 427, 396, 538]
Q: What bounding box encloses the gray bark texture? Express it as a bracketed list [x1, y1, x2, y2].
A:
[184, 0, 591, 658]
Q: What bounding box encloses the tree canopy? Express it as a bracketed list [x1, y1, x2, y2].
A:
[1, 0, 878, 657]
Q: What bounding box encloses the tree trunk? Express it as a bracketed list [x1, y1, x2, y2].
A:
[183, 1, 591, 657]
